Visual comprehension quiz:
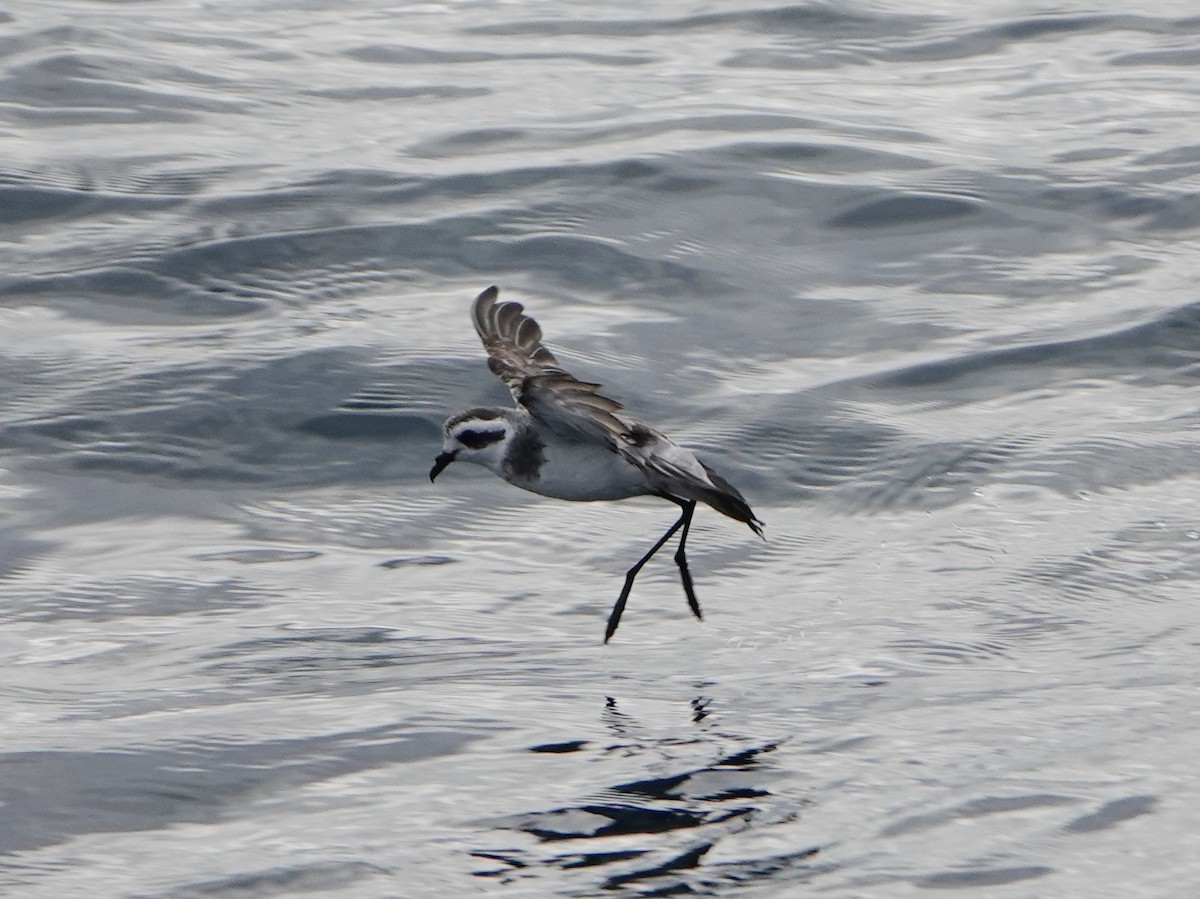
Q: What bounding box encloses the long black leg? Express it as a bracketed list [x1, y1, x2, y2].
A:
[604, 506, 688, 643]
[672, 500, 701, 621]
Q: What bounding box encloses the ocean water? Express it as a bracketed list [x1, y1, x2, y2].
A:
[3, 0, 1200, 895]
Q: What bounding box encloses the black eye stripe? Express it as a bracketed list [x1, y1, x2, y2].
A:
[458, 428, 505, 450]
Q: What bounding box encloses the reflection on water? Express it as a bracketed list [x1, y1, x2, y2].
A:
[3, 0, 1200, 895]
[475, 695, 820, 893]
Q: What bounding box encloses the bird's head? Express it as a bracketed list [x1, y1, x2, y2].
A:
[430, 408, 516, 481]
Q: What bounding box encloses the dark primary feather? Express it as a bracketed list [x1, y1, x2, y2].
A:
[699, 461, 764, 537]
[471, 285, 569, 390]
[471, 285, 628, 443]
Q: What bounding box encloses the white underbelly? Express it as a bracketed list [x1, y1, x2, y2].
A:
[514, 440, 649, 501]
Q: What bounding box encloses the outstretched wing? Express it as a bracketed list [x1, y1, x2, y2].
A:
[471, 286, 627, 443]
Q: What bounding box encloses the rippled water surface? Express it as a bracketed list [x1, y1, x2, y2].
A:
[4, 1, 1200, 895]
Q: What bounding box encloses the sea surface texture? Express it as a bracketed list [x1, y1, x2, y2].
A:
[3, 1, 1199, 896]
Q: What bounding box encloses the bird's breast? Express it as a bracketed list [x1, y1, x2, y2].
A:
[507, 439, 649, 501]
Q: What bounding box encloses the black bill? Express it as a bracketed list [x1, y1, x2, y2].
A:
[429, 451, 457, 482]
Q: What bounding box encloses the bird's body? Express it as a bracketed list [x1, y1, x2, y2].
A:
[431, 286, 762, 641]
[509, 425, 650, 501]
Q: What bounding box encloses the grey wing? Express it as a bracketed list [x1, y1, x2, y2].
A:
[471, 286, 628, 443]
[471, 285, 566, 390]
[621, 423, 765, 535]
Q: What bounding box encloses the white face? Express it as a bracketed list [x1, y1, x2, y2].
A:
[432, 414, 513, 479]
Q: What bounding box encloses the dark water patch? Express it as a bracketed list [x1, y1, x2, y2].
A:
[1112, 48, 1200, 67]
[508, 804, 731, 841]
[338, 383, 445, 413]
[491, 233, 725, 296]
[989, 14, 1124, 42]
[0, 179, 182, 226]
[8, 95, 201, 127]
[0, 160, 242, 199]
[479, 813, 824, 894]
[1065, 795, 1156, 833]
[828, 193, 981, 229]
[471, 848, 535, 876]
[0, 725, 482, 854]
[711, 742, 780, 770]
[410, 126, 528, 153]
[693, 846, 826, 892]
[2, 48, 246, 124]
[295, 411, 439, 441]
[0, 526, 52, 583]
[723, 47, 874, 70]
[295, 158, 657, 207]
[723, 139, 933, 174]
[880, 13, 1200, 63]
[881, 794, 1079, 838]
[2, 576, 270, 624]
[81, 213, 717, 302]
[1031, 161, 1200, 230]
[1139, 193, 1200, 231]
[0, 268, 268, 320]
[915, 865, 1055, 888]
[604, 842, 712, 889]
[162, 861, 392, 899]
[306, 84, 491, 102]
[1134, 144, 1200, 175]
[407, 112, 823, 159]
[194, 548, 322, 564]
[0, 185, 94, 225]
[345, 44, 498, 65]
[529, 740, 589, 754]
[1054, 147, 1132, 165]
[857, 300, 1200, 401]
[347, 42, 649, 68]
[0, 348, 457, 486]
[0, 352, 93, 422]
[1032, 184, 1173, 222]
[464, 5, 926, 39]
[141, 226, 409, 296]
[492, 844, 827, 895]
[208, 626, 399, 658]
[204, 631, 533, 695]
[378, 555, 456, 569]
[554, 849, 646, 869]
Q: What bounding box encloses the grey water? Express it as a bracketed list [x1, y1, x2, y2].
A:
[3, 0, 1200, 895]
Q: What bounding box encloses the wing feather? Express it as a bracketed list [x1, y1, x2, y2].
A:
[471, 286, 626, 444]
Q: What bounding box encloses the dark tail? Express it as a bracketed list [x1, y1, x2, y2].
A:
[698, 461, 765, 538]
